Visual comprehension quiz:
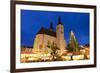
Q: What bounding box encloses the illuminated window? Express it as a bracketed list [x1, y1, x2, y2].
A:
[57, 27, 59, 30]
[61, 31, 63, 34]
[61, 26, 63, 29]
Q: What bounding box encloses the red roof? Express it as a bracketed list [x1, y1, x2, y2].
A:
[21, 52, 33, 54]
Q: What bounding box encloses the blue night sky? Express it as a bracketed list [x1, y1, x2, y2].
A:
[21, 9, 90, 47]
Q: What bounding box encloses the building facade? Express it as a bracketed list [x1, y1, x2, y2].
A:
[33, 17, 67, 55]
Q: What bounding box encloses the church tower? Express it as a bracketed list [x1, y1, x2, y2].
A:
[56, 17, 67, 55]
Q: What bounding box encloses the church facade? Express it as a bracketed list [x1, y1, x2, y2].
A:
[33, 17, 67, 55]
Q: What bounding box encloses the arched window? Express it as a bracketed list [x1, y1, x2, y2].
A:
[61, 26, 63, 29]
[57, 27, 59, 30]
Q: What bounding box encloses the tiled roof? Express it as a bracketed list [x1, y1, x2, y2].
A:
[37, 27, 56, 37]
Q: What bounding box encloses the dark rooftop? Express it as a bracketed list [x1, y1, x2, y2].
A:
[37, 27, 56, 37]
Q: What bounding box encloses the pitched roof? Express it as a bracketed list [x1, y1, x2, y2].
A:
[37, 27, 56, 37]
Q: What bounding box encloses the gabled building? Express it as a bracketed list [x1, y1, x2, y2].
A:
[33, 17, 67, 55]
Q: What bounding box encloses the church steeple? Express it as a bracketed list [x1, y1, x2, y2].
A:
[56, 16, 66, 55]
[58, 16, 62, 25]
[49, 22, 54, 31]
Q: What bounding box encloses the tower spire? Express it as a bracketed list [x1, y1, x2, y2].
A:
[49, 22, 54, 31]
[58, 16, 62, 25]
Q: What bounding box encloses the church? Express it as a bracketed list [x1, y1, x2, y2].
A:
[33, 17, 67, 55]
